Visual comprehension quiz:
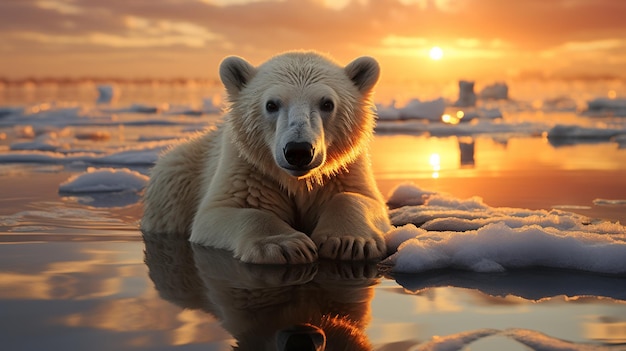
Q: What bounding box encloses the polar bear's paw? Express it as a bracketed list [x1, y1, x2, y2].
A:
[237, 232, 318, 264]
[314, 235, 386, 261]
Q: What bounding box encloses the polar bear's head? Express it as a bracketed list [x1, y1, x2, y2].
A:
[219, 52, 379, 185]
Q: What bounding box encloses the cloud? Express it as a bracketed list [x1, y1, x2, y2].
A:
[1, 0, 625, 78]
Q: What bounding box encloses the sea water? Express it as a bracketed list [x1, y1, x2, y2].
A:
[1, 81, 625, 350]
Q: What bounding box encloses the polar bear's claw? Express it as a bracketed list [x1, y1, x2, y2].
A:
[238, 233, 318, 264]
[317, 236, 385, 261]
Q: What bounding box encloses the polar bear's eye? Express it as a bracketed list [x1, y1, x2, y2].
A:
[265, 100, 280, 113]
[320, 99, 334, 113]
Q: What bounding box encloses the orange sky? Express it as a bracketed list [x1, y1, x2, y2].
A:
[1, 0, 625, 84]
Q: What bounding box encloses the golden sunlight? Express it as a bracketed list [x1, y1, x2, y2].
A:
[429, 153, 441, 178]
[429, 46, 444, 60]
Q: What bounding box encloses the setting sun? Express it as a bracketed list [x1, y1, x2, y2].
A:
[429, 46, 444, 60]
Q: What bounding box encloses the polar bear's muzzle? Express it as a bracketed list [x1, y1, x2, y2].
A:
[282, 141, 317, 177]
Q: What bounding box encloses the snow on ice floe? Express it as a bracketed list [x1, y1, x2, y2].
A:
[548, 124, 626, 139]
[59, 167, 148, 194]
[478, 82, 509, 100]
[377, 98, 446, 121]
[583, 97, 626, 117]
[453, 80, 476, 107]
[0, 145, 165, 166]
[376, 118, 544, 137]
[57, 167, 150, 208]
[96, 85, 118, 104]
[382, 183, 626, 275]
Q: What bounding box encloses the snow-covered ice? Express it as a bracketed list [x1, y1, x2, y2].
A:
[58, 167, 149, 194]
[383, 183, 626, 275]
[584, 97, 626, 117]
[378, 98, 446, 121]
[96, 85, 118, 104]
[479, 82, 509, 100]
[453, 80, 477, 107]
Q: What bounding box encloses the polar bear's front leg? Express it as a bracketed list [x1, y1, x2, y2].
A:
[311, 192, 390, 261]
[190, 207, 318, 264]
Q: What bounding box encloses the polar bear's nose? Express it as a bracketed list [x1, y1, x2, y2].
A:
[284, 142, 314, 168]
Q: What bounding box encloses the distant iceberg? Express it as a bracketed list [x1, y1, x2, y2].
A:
[479, 82, 508, 100]
[96, 85, 118, 104]
[583, 97, 626, 117]
[453, 80, 477, 107]
[547, 124, 626, 143]
[377, 98, 445, 121]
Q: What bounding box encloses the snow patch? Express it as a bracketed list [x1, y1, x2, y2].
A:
[58, 167, 148, 194]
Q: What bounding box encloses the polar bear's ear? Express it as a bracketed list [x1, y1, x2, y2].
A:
[219, 56, 256, 96]
[345, 56, 380, 93]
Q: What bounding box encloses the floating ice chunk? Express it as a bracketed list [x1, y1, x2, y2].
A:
[59, 167, 148, 193]
[383, 184, 626, 274]
[453, 80, 477, 107]
[94, 147, 163, 165]
[593, 198, 626, 206]
[0, 106, 22, 118]
[103, 103, 168, 114]
[479, 82, 508, 100]
[547, 124, 624, 141]
[387, 183, 435, 208]
[583, 97, 626, 117]
[399, 98, 446, 121]
[586, 97, 626, 112]
[96, 85, 118, 104]
[385, 222, 626, 274]
[479, 107, 502, 119]
[375, 101, 401, 120]
[377, 112, 546, 136]
[10, 141, 58, 152]
[0, 145, 165, 166]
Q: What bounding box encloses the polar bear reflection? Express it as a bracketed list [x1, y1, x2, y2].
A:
[144, 236, 378, 351]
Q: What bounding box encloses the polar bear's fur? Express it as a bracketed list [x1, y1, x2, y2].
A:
[141, 51, 391, 264]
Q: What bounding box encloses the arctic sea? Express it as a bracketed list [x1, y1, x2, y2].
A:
[1, 80, 625, 350]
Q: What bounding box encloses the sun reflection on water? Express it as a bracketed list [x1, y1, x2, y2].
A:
[429, 153, 441, 178]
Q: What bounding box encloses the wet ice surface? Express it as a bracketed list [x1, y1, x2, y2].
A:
[383, 184, 626, 274]
[1, 82, 626, 349]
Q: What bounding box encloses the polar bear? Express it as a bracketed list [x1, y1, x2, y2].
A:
[141, 51, 391, 264]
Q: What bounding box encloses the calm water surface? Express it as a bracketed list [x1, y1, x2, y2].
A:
[1, 83, 626, 350]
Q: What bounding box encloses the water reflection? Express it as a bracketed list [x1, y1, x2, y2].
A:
[144, 235, 380, 351]
[390, 268, 626, 301]
[458, 137, 475, 167]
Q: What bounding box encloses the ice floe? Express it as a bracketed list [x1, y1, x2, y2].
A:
[479, 82, 509, 100]
[96, 84, 118, 104]
[584, 97, 626, 117]
[58, 167, 148, 194]
[382, 184, 626, 275]
[453, 80, 477, 107]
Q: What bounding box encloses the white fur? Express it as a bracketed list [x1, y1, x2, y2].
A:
[142, 51, 390, 264]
